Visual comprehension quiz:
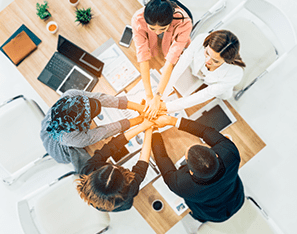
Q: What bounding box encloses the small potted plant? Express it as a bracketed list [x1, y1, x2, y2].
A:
[36, 1, 51, 20]
[75, 7, 93, 25]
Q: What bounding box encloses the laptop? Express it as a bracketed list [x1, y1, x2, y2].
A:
[37, 35, 104, 95]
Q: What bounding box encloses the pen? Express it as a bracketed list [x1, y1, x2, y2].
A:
[149, 158, 160, 174]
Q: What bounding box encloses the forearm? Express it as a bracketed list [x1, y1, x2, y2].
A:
[151, 133, 177, 179]
[156, 61, 174, 95]
[140, 61, 153, 99]
[139, 128, 153, 163]
[127, 101, 145, 113]
[128, 116, 144, 128]
[124, 120, 153, 141]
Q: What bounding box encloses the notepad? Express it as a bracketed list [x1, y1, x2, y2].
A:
[2, 30, 37, 65]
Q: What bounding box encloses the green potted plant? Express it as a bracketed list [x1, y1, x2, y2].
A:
[36, 1, 51, 20]
[75, 7, 93, 25]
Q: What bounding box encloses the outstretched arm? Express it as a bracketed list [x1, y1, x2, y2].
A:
[124, 118, 153, 142]
[127, 101, 145, 113]
[140, 61, 154, 101]
[144, 61, 174, 119]
[138, 127, 153, 163]
[128, 116, 144, 128]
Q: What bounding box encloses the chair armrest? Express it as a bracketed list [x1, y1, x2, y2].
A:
[17, 200, 40, 234]
[0, 95, 25, 108]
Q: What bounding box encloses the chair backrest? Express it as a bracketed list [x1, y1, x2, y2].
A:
[18, 174, 110, 234]
[244, 0, 297, 52]
[220, 17, 277, 90]
[197, 197, 278, 234]
[171, 0, 193, 23]
[0, 96, 46, 184]
[211, 0, 297, 91]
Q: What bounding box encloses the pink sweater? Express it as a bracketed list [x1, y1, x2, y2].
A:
[131, 7, 192, 65]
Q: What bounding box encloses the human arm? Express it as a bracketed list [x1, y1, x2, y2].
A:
[128, 115, 144, 128]
[144, 61, 174, 119]
[151, 132, 181, 192]
[63, 89, 128, 109]
[61, 119, 130, 148]
[138, 127, 153, 163]
[162, 33, 209, 99]
[165, 67, 243, 113]
[140, 60, 154, 101]
[127, 101, 145, 114]
[128, 127, 153, 197]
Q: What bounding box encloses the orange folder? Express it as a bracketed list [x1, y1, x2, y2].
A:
[2, 30, 37, 65]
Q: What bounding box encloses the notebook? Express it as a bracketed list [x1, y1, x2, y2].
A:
[2, 31, 37, 65]
[37, 35, 104, 95]
[0, 24, 41, 66]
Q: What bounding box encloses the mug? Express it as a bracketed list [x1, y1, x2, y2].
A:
[68, 0, 79, 7]
[152, 199, 163, 212]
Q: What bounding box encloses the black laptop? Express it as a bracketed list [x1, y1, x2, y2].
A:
[37, 35, 104, 95]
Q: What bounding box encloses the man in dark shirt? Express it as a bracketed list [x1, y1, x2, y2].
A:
[152, 116, 244, 222]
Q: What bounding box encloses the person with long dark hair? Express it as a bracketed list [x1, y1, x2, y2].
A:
[161, 30, 246, 113]
[76, 119, 154, 212]
[132, 0, 192, 119]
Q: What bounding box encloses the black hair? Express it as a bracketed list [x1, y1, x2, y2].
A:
[144, 0, 185, 26]
[187, 145, 220, 179]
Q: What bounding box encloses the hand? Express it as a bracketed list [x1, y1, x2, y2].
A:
[144, 95, 161, 120]
[159, 101, 167, 111]
[151, 115, 173, 128]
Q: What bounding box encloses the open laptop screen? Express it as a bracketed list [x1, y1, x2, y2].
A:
[57, 35, 104, 77]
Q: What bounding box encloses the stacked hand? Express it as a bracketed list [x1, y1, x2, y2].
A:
[142, 96, 167, 120]
[137, 99, 175, 130]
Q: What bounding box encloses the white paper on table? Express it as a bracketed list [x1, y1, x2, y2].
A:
[122, 153, 160, 190]
[95, 39, 140, 93]
[125, 69, 160, 103]
[153, 176, 188, 216]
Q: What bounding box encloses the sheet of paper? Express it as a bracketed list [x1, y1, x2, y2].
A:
[153, 176, 188, 215]
[96, 39, 140, 93]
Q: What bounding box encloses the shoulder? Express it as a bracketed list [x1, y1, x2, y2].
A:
[219, 63, 243, 81]
[191, 33, 209, 47]
[132, 7, 145, 24]
[62, 89, 83, 97]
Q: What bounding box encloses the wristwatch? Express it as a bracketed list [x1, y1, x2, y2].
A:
[155, 91, 162, 97]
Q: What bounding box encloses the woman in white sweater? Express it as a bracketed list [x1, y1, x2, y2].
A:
[161, 30, 246, 113]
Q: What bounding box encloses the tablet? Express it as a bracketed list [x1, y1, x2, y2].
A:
[56, 65, 94, 95]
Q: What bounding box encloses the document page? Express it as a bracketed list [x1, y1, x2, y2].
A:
[95, 38, 140, 93]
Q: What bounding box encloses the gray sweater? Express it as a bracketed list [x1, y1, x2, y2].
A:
[40, 89, 130, 171]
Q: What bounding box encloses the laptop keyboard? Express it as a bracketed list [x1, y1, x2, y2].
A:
[46, 53, 73, 78]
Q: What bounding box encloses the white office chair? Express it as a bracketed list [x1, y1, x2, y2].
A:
[179, 0, 226, 38]
[0, 95, 52, 185]
[17, 172, 110, 234]
[197, 197, 281, 234]
[173, 0, 297, 101]
[208, 0, 297, 100]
